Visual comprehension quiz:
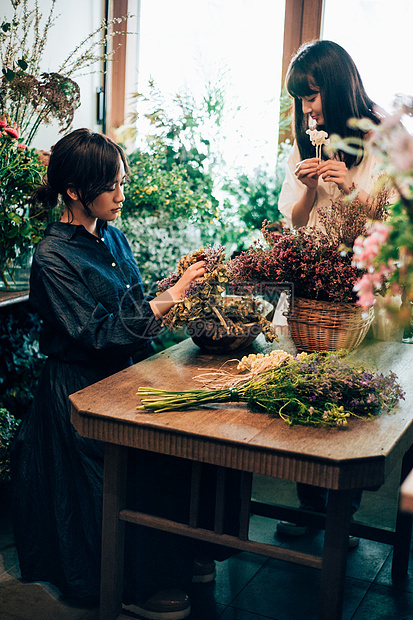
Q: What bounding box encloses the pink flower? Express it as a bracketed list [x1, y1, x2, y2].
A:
[353, 237, 379, 265]
[4, 127, 19, 139]
[0, 116, 8, 129]
[353, 272, 374, 293]
[17, 143, 27, 150]
[352, 223, 392, 268]
[372, 223, 391, 245]
[354, 273, 377, 309]
[4, 121, 20, 139]
[388, 131, 413, 172]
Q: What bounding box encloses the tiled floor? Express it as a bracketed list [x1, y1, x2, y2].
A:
[1, 463, 413, 620]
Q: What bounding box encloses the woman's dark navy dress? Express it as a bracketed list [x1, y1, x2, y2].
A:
[11, 221, 168, 601]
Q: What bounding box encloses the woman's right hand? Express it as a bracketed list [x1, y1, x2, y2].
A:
[295, 157, 320, 189]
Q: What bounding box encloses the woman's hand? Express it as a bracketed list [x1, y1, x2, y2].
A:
[170, 261, 206, 302]
[295, 157, 320, 189]
[149, 261, 206, 319]
[317, 159, 350, 192]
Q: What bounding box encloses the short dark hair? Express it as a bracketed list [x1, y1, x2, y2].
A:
[285, 40, 380, 166]
[32, 128, 130, 217]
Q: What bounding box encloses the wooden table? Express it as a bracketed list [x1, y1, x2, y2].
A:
[0, 289, 29, 307]
[70, 333, 413, 620]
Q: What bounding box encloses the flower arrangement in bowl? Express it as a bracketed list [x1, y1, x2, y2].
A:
[226, 222, 374, 352]
[156, 244, 278, 353]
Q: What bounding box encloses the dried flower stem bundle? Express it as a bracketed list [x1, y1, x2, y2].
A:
[317, 183, 391, 249]
[227, 222, 363, 304]
[137, 350, 404, 428]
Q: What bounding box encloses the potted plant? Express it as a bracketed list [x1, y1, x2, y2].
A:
[0, 0, 130, 289]
[0, 407, 20, 483]
[0, 116, 46, 289]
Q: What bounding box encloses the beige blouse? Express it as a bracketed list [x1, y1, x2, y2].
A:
[278, 141, 382, 230]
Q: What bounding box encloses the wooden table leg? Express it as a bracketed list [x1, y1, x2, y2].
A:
[318, 489, 353, 620]
[100, 443, 128, 620]
[392, 445, 413, 580]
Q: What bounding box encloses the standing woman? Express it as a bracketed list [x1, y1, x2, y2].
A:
[277, 41, 384, 543]
[11, 128, 206, 618]
[278, 39, 383, 230]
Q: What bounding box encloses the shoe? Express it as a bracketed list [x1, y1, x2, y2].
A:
[348, 535, 360, 549]
[276, 521, 360, 549]
[192, 557, 216, 583]
[122, 589, 190, 620]
[276, 521, 308, 536]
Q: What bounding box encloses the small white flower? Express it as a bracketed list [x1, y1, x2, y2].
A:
[306, 128, 330, 158]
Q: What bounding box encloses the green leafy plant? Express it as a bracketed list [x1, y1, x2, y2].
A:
[128, 75, 229, 198]
[0, 303, 45, 418]
[121, 149, 217, 224]
[0, 407, 20, 482]
[222, 140, 291, 236]
[120, 213, 203, 293]
[0, 116, 46, 288]
[118, 75, 242, 260]
[119, 148, 219, 292]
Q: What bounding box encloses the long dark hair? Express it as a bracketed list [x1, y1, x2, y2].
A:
[31, 128, 129, 219]
[285, 40, 381, 167]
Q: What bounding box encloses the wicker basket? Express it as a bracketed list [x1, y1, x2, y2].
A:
[287, 297, 375, 353]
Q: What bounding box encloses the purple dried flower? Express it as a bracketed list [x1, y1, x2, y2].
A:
[157, 272, 180, 293]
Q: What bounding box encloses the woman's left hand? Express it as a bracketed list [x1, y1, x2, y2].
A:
[317, 160, 351, 192]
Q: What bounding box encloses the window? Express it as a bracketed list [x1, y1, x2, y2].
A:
[323, 0, 413, 125]
[137, 0, 285, 172]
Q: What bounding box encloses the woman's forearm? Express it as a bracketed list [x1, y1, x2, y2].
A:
[149, 285, 182, 319]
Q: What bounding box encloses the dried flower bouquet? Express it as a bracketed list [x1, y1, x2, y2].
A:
[157, 244, 278, 343]
[137, 349, 404, 428]
[227, 222, 364, 304]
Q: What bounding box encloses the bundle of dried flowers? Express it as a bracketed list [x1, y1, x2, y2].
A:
[157, 244, 278, 342]
[137, 349, 404, 428]
[226, 222, 363, 304]
[0, 0, 129, 144]
[317, 183, 391, 250]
